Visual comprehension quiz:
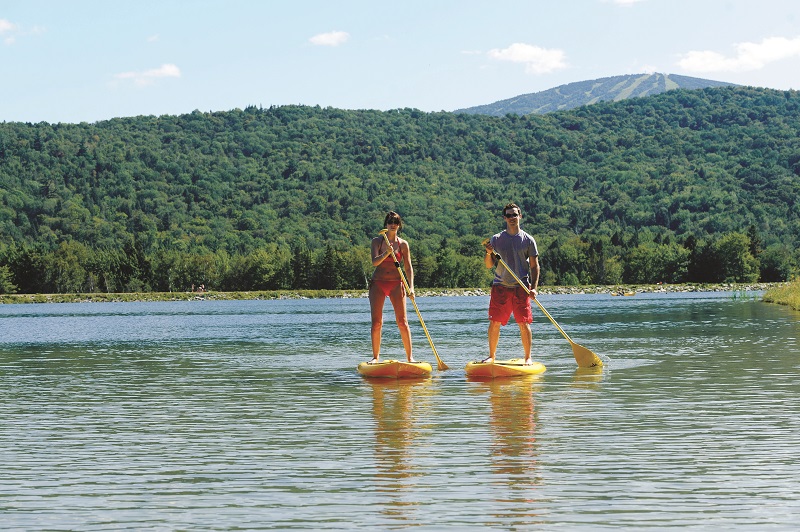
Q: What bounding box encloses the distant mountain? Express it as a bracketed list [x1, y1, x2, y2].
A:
[454, 73, 736, 116]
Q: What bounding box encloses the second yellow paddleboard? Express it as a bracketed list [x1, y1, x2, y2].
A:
[465, 358, 546, 378]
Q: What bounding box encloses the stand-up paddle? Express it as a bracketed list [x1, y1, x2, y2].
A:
[483, 239, 603, 368]
[380, 229, 448, 371]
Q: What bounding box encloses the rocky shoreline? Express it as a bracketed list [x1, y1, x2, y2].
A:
[0, 282, 783, 304]
[418, 282, 779, 297]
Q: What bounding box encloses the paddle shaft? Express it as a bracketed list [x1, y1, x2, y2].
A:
[379, 230, 448, 371]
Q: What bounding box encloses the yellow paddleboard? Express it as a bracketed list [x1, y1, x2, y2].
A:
[465, 358, 546, 378]
[357, 359, 432, 378]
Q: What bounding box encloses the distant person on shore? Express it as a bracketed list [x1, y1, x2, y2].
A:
[368, 211, 415, 364]
[483, 203, 540, 365]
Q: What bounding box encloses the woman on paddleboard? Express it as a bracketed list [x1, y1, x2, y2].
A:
[368, 211, 415, 364]
[483, 203, 540, 366]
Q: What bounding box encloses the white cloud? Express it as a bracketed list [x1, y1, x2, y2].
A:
[1, 18, 18, 44]
[487, 43, 567, 74]
[147, 34, 160, 43]
[309, 31, 350, 47]
[678, 36, 800, 72]
[1, 20, 46, 45]
[114, 63, 181, 87]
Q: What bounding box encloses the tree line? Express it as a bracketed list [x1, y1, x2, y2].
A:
[0, 224, 782, 295]
[1, 85, 799, 294]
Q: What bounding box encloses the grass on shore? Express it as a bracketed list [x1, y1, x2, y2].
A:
[762, 279, 800, 311]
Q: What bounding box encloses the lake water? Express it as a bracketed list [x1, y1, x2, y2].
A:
[1, 292, 799, 530]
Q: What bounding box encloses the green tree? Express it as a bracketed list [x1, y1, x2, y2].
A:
[543, 236, 590, 285]
[431, 242, 460, 288]
[624, 243, 657, 284]
[317, 244, 346, 290]
[600, 256, 624, 285]
[759, 244, 796, 281]
[625, 242, 689, 284]
[713, 232, 760, 282]
[339, 246, 371, 290]
[0, 265, 17, 294]
[291, 245, 313, 289]
[45, 241, 89, 293]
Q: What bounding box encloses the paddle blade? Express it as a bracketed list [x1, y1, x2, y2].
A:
[572, 341, 603, 368]
[436, 358, 449, 371]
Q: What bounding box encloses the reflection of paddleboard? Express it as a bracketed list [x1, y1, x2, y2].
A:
[357, 360, 432, 378]
[465, 358, 546, 378]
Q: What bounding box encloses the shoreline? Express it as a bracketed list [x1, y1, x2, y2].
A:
[0, 282, 783, 305]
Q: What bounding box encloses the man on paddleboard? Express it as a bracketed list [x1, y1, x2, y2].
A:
[483, 203, 540, 365]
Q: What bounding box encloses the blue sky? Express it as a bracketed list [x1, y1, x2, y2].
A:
[2, 0, 799, 124]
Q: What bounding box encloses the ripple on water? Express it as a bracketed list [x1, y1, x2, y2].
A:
[1, 294, 799, 528]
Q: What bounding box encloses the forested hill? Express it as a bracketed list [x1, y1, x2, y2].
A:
[454, 73, 736, 116]
[0, 85, 799, 293]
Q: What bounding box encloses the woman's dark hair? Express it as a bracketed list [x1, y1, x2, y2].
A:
[384, 211, 403, 231]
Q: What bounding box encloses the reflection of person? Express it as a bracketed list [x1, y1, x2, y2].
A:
[369, 378, 431, 521]
[486, 378, 541, 518]
[483, 203, 540, 365]
[371, 381, 418, 486]
[369, 211, 415, 364]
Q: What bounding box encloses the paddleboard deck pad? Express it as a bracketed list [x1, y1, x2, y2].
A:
[465, 358, 546, 378]
[357, 359, 432, 378]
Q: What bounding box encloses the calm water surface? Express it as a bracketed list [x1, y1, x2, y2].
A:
[1, 293, 799, 530]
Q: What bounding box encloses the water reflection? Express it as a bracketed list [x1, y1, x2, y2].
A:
[471, 377, 543, 525]
[368, 378, 434, 522]
[571, 366, 606, 389]
[2, 294, 799, 528]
